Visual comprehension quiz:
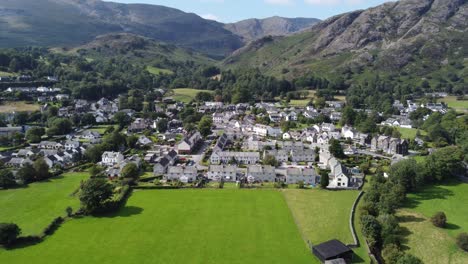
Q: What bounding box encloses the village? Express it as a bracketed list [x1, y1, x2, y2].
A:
[0, 84, 450, 191]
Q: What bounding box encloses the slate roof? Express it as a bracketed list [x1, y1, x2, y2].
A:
[313, 239, 352, 260]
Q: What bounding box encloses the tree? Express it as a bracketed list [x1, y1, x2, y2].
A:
[79, 178, 114, 214]
[120, 163, 139, 179]
[263, 155, 279, 167]
[329, 138, 345, 158]
[113, 112, 131, 129]
[297, 181, 305, 189]
[456, 232, 468, 251]
[340, 106, 357, 126]
[47, 118, 73, 136]
[431, 212, 447, 228]
[195, 91, 214, 102]
[126, 135, 138, 149]
[424, 146, 464, 182]
[85, 145, 104, 163]
[0, 169, 16, 188]
[33, 158, 50, 180]
[89, 165, 104, 177]
[382, 244, 402, 264]
[13, 112, 29, 126]
[361, 215, 382, 249]
[80, 113, 96, 126]
[25, 126, 45, 143]
[320, 170, 329, 188]
[0, 223, 21, 245]
[198, 115, 213, 138]
[156, 118, 168, 133]
[65, 206, 73, 217]
[16, 163, 35, 184]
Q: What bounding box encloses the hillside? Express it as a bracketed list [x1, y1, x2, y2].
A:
[54, 33, 214, 65]
[224, 16, 320, 43]
[224, 0, 468, 86]
[0, 0, 243, 58]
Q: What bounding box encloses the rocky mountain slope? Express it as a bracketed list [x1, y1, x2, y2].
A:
[224, 0, 468, 83]
[224, 16, 320, 43]
[0, 0, 242, 58]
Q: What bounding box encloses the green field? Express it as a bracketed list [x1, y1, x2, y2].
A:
[172, 88, 214, 103]
[146, 65, 174, 75]
[283, 189, 370, 263]
[0, 71, 15, 77]
[398, 181, 468, 264]
[0, 190, 315, 264]
[438, 96, 468, 112]
[0, 172, 89, 235]
[396, 127, 426, 140]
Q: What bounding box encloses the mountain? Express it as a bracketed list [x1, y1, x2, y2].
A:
[0, 0, 243, 58]
[224, 0, 468, 84]
[53, 33, 215, 66]
[224, 16, 320, 43]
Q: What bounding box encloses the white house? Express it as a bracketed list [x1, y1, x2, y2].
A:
[210, 151, 260, 165]
[101, 152, 124, 166]
[207, 165, 238, 182]
[165, 166, 197, 183]
[285, 168, 319, 185]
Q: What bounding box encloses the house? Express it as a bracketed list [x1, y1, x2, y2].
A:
[268, 112, 282, 123]
[280, 141, 304, 152]
[101, 152, 124, 166]
[341, 126, 356, 139]
[290, 149, 316, 163]
[212, 113, 225, 124]
[64, 141, 80, 151]
[0, 127, 26, 137]
[246, 165, 276, 182]
[213, 133, 230, 153]
[210, 151, 260, 165]
[253, 124, 269, 137]
[6, 157, 33, 168]
[177, 132, 202, 154]
[165, 166, 197, 183]
[264, 149, 289, 162]
[371, 136, 408, 155]
[82, 131, 101, 140]
[328, 158, 349, 188]
[14, 149, 35, 158]
[207, 165, 238, 182]
[128, 118, 152, 133]
[38, 141, 63, 150]
[153, 157, 170, 175]
[138, 136, 153, 146]
[44, 155, 62, 168]
[283, 132, 292, 141]
[285, 168, 320, 185]
[321, 123, 335, 132]
[55, 94, 70, 101]
[313, 239, 354, 263]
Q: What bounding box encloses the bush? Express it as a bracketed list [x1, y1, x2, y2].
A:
[43, 217, 64, 236]
[0, 223, 21, 245]
[430, 211, 447, 228]
[456, 232, 468, 252]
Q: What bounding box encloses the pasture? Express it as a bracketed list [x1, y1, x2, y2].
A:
[398, 181, 468, 264]
[172, 88, 214, 103]
[0, 189, 315, 264]
[438, 96, 468, 112]
[0, 172, 89, 236]
[0, 101, 40, 113]
[146, 65, 174, 75]
[396, 127, 426, 140]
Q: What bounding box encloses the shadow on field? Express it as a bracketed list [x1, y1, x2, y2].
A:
[397, 215, 425, 223]
[404, 186, 454, 209]
[96, 206, 144, 218]
[445, 222, 460, 230]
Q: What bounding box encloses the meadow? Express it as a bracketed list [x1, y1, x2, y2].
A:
[172, 88, 214, 103]
[0, 101, 41, 113]
[438, 96, 468, 112]
[398, 181, 468, 264]
[396, 127, 426, 140]
[0, 172, 89, 235]
[146, 65, 174, 75]
[0, 190, 315, 264]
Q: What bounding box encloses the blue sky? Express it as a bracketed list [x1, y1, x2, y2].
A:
[110, 0, 393, 23]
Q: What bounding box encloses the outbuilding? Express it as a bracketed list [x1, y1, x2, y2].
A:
[312, 239, 353, 263]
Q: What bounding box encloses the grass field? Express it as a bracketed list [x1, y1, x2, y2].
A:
[438, 96, 468, 112]
[0, 172, 89, 236]
[282, 189, 370, 263]
[0, 190, 315, 264]
[172, 88, 214, 103]
[88, 125, 116, 135]
[396, 127, 426, 140]
[146, 65, 174, 75]
[0, 101, 41, 113]
[398, 181, 468, 264]
[0, 71, 15, 77]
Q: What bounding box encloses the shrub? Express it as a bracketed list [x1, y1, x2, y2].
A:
[430, 211, 447, 228]
[456, 232, 468, 252]
[0, 223, 21, 245]
[43, 217, 64, 236]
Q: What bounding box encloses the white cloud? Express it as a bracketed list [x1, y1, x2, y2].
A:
[264, 0, 294, 5]
[201, 13, 221, 21]
[200, 0, 225, 3]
